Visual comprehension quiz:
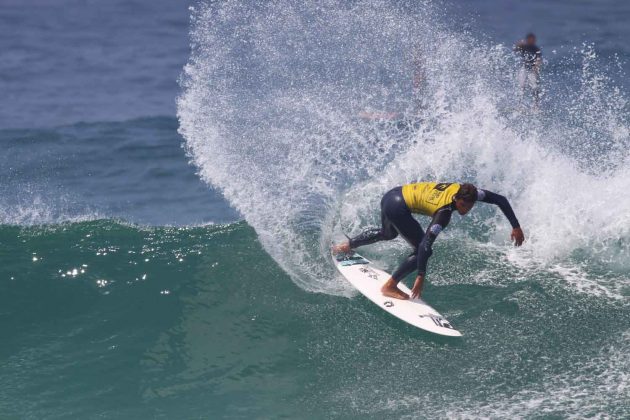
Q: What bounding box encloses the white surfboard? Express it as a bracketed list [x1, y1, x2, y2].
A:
[333, 252, 462, 337]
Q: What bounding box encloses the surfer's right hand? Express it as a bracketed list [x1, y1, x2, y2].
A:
[511, 227, 525, 247]
[411, 274, 424, 299]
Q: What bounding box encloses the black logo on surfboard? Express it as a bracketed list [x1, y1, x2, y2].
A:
[419, 314, 453, 329]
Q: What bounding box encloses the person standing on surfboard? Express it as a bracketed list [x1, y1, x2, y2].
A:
[514, 33, 542, 108]
[333, 182, 524, 300]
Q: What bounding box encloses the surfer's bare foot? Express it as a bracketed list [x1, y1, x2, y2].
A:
[332, 242, 351, 254]
[381, 278, 409, 300]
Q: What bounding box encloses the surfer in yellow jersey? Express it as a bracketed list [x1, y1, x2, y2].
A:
[333, 182, 525, 300]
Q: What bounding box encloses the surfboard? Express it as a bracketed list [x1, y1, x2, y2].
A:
[333, 252, 462, 337]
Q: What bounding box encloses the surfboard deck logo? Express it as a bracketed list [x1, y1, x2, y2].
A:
[337, 254, 369, 266]
[333, 251, 462, 337]
[419, 314, 454, 329]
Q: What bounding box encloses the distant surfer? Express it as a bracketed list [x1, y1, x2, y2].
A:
[333, 182, 524, 300]
[514, 33, 542, 108]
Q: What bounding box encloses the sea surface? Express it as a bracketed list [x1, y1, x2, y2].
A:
[1, 0, 629, 418]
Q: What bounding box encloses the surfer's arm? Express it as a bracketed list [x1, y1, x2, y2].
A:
[416, 208, 452, 274]
[478, 189, 525, 246]
[478, 189, 520, 228]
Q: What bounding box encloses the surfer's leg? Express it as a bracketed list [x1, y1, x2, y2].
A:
[333, 226, 388, 253]
[338, 189, 401, 252]
[346, 216, 397, 249]
[389, 206, 424, 250]
[391, 252, 418, 281]
[517, 68, 526, 99]
[345, 227, 387, 249]
[531, 73, 541, 107]
[387, 206, 424, 283]
[380, 196, 425, 299]
[381, 249, 418, 300]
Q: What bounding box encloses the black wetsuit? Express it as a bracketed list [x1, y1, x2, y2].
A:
[515, 44, 542, 69]
[349, 187, 520, 283]
[514, 43, 542, 103]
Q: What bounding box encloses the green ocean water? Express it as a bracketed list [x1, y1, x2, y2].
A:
[2, 221, 627, 418]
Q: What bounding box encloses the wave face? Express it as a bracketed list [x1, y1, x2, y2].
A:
[1, 220, 628, 418]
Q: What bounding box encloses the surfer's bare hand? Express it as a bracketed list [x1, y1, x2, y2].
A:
[511, 227, 525, 246]
[411, 275, 424, 299]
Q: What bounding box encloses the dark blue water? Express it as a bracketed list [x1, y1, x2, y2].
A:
[1, 0, 236, 226]
[456, 0, 630, 57]
[2, 1, 629, 418]
[1, 0, 191, 129]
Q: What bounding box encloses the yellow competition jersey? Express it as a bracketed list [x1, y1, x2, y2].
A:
[401, 182, 461, 216]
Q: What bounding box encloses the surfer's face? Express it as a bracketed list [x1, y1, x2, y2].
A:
[455, 198, 474, 215]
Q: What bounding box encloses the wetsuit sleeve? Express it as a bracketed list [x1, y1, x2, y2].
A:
[417, 208, 452, 275]
[478, 189, 520, 228]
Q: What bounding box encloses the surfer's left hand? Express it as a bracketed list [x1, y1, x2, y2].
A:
[511, 227, 525, 246]
[411, 274, 424, 299]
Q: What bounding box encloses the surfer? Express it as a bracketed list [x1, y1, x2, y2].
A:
[514, 33, 542, 108]
[333, 182, 524, 300]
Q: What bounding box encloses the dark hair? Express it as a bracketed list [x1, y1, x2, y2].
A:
[456, 183, 478, 202]
[526, 33, 536, 39]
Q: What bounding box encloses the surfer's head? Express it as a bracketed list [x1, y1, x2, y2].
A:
[454, 183, 478, 215]
[525, 33, 536, 45]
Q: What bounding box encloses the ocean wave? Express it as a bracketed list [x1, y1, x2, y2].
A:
[178, 0, 630, 301]
[0, 116, 235, 227]
[1, 217, 627, 418]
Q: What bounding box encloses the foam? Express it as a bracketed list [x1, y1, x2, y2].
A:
[438, 330, 629, 418]
[0, 195, 100, 226]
